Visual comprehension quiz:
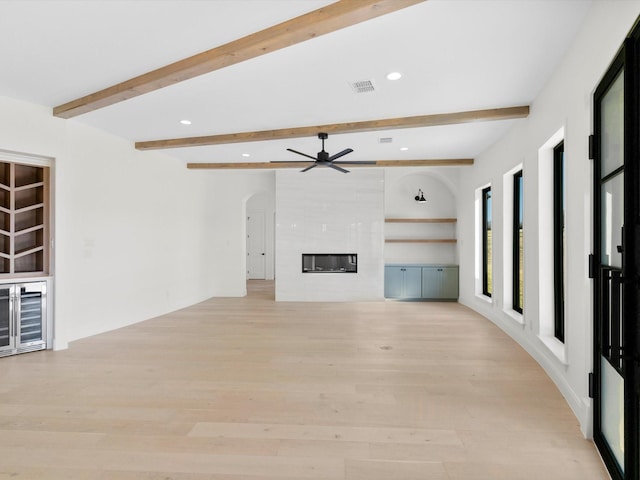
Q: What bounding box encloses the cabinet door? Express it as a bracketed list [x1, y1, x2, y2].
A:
[441, 267, 459, 299]
[421, 267, 442, 298]
[384, 267, 404, 298]
[404, 267, 423, 298]
[0, 285, 13, 354]
[16, 283, 45, 349]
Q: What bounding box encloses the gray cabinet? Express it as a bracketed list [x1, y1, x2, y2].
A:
[385, 264, 458, 300]
[421, 266, 458, 300]
[384, 266, 422, 298]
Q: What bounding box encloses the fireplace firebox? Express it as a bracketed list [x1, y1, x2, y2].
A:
[302, 254, 357, 273]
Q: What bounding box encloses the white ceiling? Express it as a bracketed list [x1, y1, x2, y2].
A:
[0, 0, 593, 166]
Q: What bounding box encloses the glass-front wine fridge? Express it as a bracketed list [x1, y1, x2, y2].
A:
[0, 282, 47, 357]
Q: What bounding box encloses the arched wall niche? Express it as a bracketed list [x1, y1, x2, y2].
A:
[384, 169, 459, 265]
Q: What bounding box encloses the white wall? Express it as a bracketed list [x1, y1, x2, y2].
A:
[0, 95, 264, 348]
[275, 168, 384, 301]
[199, 170, 275, 297]
[456, 1, 640, 437]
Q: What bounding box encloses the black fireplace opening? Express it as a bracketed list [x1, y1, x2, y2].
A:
[302, 254, 357, 273]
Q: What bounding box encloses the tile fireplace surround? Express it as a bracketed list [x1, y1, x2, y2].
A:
[275, 169, 384, 301]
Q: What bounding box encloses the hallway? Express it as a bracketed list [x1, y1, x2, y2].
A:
[0, 281, 606, 479]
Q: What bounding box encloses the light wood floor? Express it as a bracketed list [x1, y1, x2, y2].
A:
[1, 281, 608, 479]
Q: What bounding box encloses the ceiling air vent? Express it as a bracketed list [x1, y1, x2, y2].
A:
[379, 137, 393, 144]
[350, 79, 375, 94]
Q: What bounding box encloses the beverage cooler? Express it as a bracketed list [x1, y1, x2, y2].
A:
[0, 282, 47, 357]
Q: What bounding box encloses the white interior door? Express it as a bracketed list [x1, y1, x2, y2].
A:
[247, 210, 266, 279]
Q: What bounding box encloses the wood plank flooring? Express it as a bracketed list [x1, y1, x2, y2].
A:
[0, 281, 608, 479]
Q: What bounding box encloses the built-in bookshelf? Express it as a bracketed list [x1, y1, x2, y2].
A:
[0, 161, 49, 276]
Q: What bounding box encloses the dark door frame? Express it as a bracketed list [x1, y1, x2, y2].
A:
[593, 20, 640, 480]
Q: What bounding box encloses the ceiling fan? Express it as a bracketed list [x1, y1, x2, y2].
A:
[280, 132, 375, 173]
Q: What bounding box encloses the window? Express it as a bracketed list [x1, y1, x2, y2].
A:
[536, 128, 566, 361]
[482, 186, 492, 297]
[553, 142, 565, 342]
[512, 170, 523, 313]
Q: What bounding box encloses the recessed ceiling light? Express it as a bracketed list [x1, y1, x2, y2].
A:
[387, 72, 402, 81]
[242, 153, 251, 157]
[400, 147, 409, 151]
[180, 119, 192, 125]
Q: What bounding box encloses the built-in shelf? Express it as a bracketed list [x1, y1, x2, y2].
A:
[0, 161, 49, 277]
[15, 246, 44, 259]
[385, 238, 457, 243]
[16, 225, 44, 236]
[15, 181, 44, 192]
[385, 218, 457, 223]
[385, 218, 457, 244]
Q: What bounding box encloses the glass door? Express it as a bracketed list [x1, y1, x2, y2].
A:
[0, 285, 14, 355]
[594, 55, 626, 477]
[16, 282, 46, 349]
[594, 30, 640, 480]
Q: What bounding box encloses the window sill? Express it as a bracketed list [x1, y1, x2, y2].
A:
[503, 308, 524, 326]
[538, 334, 568, 365]
[475, 293, 493, 304]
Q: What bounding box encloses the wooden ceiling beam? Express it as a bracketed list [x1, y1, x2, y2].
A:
[186, 159, 474, 170]
[53, 0, 426, 119]
[136, 106, 529, 150]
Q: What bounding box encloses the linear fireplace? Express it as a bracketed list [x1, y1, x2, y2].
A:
[302, 254, 357, 273]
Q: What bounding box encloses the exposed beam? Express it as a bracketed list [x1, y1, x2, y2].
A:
[53, 0, 426, 119]
[186, 159, 474, 170]
[137, 106, 529, 150]
[372, 159, 473, 167]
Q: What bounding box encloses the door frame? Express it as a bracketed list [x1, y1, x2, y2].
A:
[593, 21, 640, 480]
[246, 209, 266, 280]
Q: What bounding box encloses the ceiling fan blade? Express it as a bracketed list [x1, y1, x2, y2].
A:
[287, 148, 317, 161]
[272, 160, 317, 163]
[301, 164, 318, 172]
[333, 160, 376, 165]
[328, 148, 353, 161]
[328, 163, 350, 173]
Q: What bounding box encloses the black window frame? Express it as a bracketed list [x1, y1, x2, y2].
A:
[482, 186, 492, 297]
[512, 170, 524, 314]
[553, 141, 565, 342]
